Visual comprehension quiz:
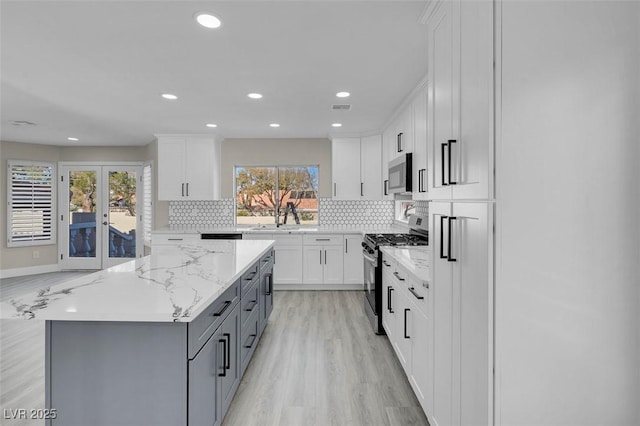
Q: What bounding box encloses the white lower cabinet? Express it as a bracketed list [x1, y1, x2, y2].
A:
[302, 244, 343, 285]
[243, 233, 304, 285]
[343, 234, 364, 285]
[382, 254, 433, 417]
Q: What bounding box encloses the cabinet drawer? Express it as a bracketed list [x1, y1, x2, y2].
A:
[188, 279, 239, 359]
[240, 279, 259, 329]
[303, 234, 342, 246]
[240, 307, 260, 373]
[240, 262, 260, 296]
[272, 234, 303, 245]
[405, 275, 429, 317]
[152, 233, 200, 246]
[259, 249, 275, 271]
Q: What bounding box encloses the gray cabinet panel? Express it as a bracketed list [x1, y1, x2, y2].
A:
[188, 331, 220, 426]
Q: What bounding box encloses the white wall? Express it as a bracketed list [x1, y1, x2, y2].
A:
[495, 1, 640, 425]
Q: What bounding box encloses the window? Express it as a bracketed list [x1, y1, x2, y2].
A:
[395, 200, 415, 223]
[142, 163, 153, 245]
[235, 166, 319, 225]
[7, 160, 56, 247]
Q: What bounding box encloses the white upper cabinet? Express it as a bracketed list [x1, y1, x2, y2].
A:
[157, 135, 221, 201]
[332, 138, 361, 199]
[412, 86, 429, 200]
[426, 0, 493, 201]
[381, 127, 395, 199]
[332, 136, 382, 200]
[360, 135, 382, 200]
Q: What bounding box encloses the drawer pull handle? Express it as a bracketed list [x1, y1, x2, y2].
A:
[408, 287, 424, 300]
[244, 301, 257, 312]
[212, 301, 231, 317]
[244, 334, 257, 349]
[223, 333, 231, 370]
[265, 273, 273, 295]
[393, 271, 405, 281]
[383, 260, 391, 267]
[167, 238, 183, 241]
[218, 338, 227, 377]
[404, 308, 410, 339]
[244, 273, 256, 281]
[315, 238, 331, 241]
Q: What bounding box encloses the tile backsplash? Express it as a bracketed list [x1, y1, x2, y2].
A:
[414, 200, 429, 218]
[318, 199, 394, 227]
[169, 199, 235, 228]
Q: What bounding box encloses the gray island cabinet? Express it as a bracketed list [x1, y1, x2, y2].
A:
[2, 240, 275, 426]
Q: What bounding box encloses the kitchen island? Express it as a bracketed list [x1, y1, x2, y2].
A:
[1, 239, 275, 426]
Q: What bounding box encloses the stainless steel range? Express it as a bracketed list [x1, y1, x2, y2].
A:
[362, 214, 428, 334]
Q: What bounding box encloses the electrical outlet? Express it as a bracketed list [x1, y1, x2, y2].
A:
[32, 250, 40, 259]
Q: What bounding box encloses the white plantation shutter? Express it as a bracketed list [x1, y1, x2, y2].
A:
[143, 163, 153, 245]
[7, 161, 56, 246]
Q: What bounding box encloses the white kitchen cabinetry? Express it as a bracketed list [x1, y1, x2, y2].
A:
[412, 86, 429, 200]
[157, 135, 222, 201]
[394, 107, 414, 158]
[342, 234, 364, 285]
[302, 234, 343, 285]
[381, 253, 433, 417]
[426, 0, 493, 201]
[429, 201, 492, 426]
[359, 135, 382, 200]
[331, 138, 361, 199]
[242, 233, 303, 285]
[332, 137, 382, 200]
[381, 127, 395, 199]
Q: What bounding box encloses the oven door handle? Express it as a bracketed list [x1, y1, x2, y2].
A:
[362, 251, 377, 264]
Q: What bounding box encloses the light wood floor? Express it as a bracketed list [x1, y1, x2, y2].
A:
[0, 273, 429, 426]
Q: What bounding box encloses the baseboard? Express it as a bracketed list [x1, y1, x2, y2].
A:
[0, 264, 60, 279]
[274, 283, 363, 291]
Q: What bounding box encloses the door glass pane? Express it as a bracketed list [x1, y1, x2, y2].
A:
[68, 171, 97, 258]
[108, 171, 137, 258]
[277, 166, 318, 225]
[235, 167, 277, 225]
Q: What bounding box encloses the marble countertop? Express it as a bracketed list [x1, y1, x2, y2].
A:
[0, 240, 274, 323]
[380, 246, 430, 286]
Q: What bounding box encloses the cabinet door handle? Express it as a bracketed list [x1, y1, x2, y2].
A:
[345, 239, 348, 254]
[404, 308, 410, 339]
[319, 250, 322, 264]
[265, 273, 273, 295]
[212, 300, 231, 317]
[419, 169, 427, 193]
[186, 182, 190, 196]
[408, 287, 424, 300]
[244, 300, 257, 312]
[441, 142, 448, 186]
[448, 216, 457, 262]
[244, 333, 257, 349]
[440, 215, 449, 260]
[389, 287, 394, 313]
[334, 183, 337, 197]
[384, 180, 389, 196]
[316, 238, 330, 241]
[324, 250, 327, 265]
[393, 271, 405, 281]
[448, 140, 457, 185]
[361, 182, 364, 197]
[181, 183, 185, 196]
[219, 338, 227, 377]
[223, 333, 231, 370]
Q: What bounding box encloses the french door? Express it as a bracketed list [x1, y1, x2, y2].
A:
[59, 163, 142, 270]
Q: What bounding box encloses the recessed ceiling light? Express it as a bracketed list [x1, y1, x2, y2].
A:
[332, 123, 342, 128]
[195, 13, 222, 29]
[67, 137, 79, 141]
[336, 92, 350, 98]
[248, 93, 263, 99]
[161, 93, 178, 100]
[206, 123, 217, 128]
[269, 123, 280, 128]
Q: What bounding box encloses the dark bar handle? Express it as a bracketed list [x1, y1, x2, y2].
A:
[448, 140, 457, 185]
[213, 300, 231, 317]
[223, 333, 231, 369]
[448, 216, 457, 262]
[361, 182, 364, 197]
[186, 182, 189, 196]
[244, 272, 256, 281]
[244, 334, 257, 349]
[408, 287, 424, 300]
[384, 180, 389, 195]
[404, 308, 410, 339]
[389, 287, 395, 313]
[345, 238, 348, 254]
[441, 141, 449, 186]
[219, 338, 227, 377]
[382, 260, 391, 267]
[439, 215, 448, 259]
[265, 273, 273, 295]
[387, 286, 391, 312]
[393, 271, 405, 281]
[181, 183, 185, 196]
[244, 300, 257, 312]
[334, 183, 337, 197]
[319, 250, 322, 264]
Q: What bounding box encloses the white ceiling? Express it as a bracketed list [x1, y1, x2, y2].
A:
[1, 1, 428, 146]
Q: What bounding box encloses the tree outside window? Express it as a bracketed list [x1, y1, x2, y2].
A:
[235, 166, 319, 225]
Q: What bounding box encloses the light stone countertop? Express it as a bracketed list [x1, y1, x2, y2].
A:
[380, 246, 430, 286]
[0, 240, 274, 322]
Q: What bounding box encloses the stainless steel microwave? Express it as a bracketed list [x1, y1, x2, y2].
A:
[387, 153, 412, 194]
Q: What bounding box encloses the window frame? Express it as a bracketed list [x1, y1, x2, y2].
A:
[234, 164, 320, 226]
[6, 160, 57, 247]
[142, 161, 153, 246]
